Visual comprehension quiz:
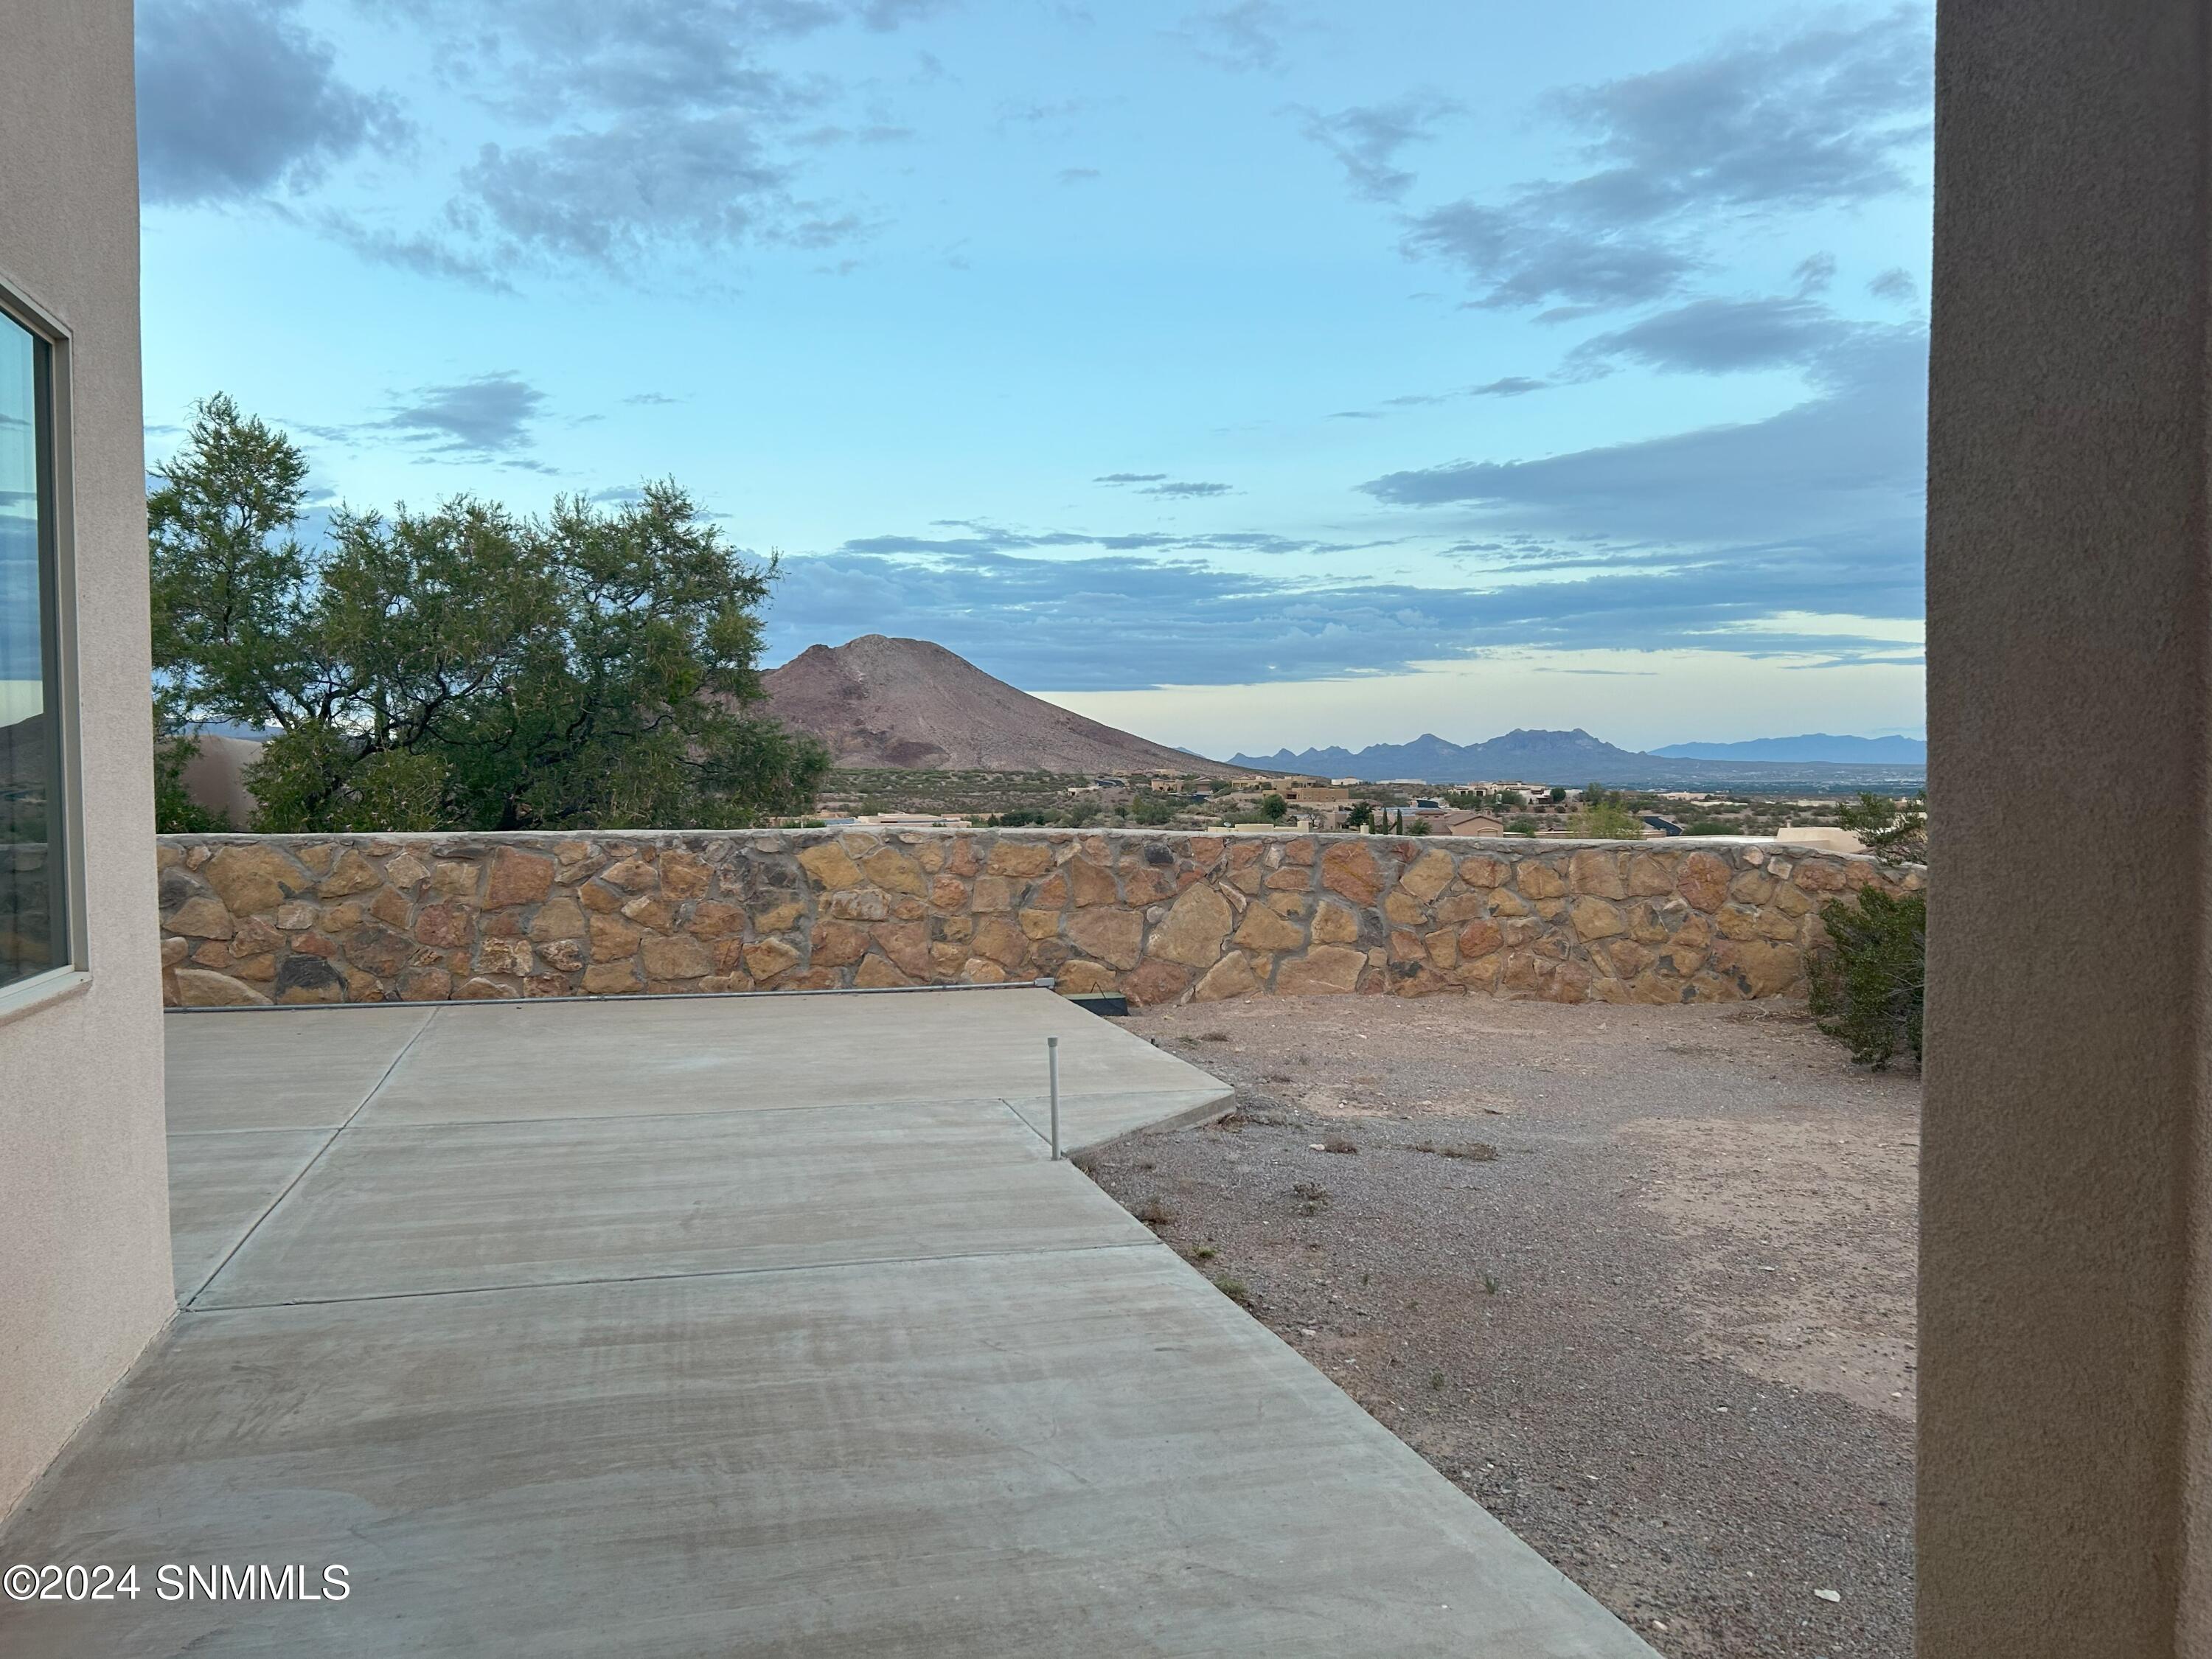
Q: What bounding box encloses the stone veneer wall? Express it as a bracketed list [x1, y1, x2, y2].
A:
[154, 830, 1923, 1010]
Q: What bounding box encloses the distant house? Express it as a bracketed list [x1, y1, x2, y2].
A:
[1287, 785, 1350, 806]
[1430, 810, 1504, 837]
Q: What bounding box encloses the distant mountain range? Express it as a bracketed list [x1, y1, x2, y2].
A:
[762, 635, 1253, 774]
[1231, 727, 1926, 788]
[1652, 733, 1927, 764]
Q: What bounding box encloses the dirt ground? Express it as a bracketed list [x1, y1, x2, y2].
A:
[1084, 994, 1920, 1659]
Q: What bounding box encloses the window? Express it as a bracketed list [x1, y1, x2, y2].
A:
[0, 304, 67, 992]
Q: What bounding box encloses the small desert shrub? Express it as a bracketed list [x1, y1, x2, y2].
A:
[1809, 886, 1925, 1069]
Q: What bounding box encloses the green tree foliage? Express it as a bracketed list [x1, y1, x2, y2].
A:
[1346, 801, 1374, 831]
[1405, 817, 1433, 835]
[1504, 815, 1540, 836]
[1837, 790, 1928, 865]
[1809, 887, 1926, 1068]
[1259, 792, 1289, 822]
[1683, 818, 1735, 836]
[1571, 800, 1644, 838]
[149, 395, 827, 833]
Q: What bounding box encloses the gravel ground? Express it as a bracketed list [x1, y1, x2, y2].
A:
[1082, 995, 1920, 1659]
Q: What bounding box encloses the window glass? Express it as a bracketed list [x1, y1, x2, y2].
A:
[0, 310, 66, 990]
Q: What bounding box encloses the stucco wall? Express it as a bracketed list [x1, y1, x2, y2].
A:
[1924, 0, 2212, 1650]
[155, 830, 1918, 1009]
[0, 2, 173, 1515]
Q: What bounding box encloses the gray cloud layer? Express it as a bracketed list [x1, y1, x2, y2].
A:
[1397, 7, 1930, 314]
[138, 0, 406, 206]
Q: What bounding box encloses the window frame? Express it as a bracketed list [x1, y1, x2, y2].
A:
[0, 273, 87, 1021]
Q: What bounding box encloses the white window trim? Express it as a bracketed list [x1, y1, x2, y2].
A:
[0, 268, 89, 1017]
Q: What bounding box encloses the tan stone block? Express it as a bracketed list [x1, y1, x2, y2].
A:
[478, 937, 534, 977]
[1754, 905, 1801, 942]
[855, 846, 925, 897]
[1626, 852, 1677, 897]
[184, 844, 213, 870]
[1387, 928, 1425, 963]
[206, 844, 309, 914]
[319, 849, 383, 902]
[1018, 907, 1062, 941]
[971, 917, 1031, 970]
[414, 902, 472, 948]
[1569, 850, 1628, 900]
[1569, 897, 1627, 940]
[810, 921, 870, 967]
[1122, 957, 1192, 1006]
[1455, 952, 1502, 992]
[1193, 952, 1259, 1002]
[536, 939, 584, 974]
[850, 953, 909, 989]
[987, 841, 1055, 878]
[1714, 905, 1759, 941]
[641, 933, 713, 979]
[1792, 858, 1850, 891]
[947, 837, 982, 877]
[192, 939, 229, 967]
[1383, 889, 1428, 927]
[1499, 917, 1544, 949]
[594, 856, 654, 894]
[232, 953, 278, 984]
[1456, 918, 1503, 959]
[929, 874, 970, 911]
[368, 887, 410, 929]
[757, 900, 804, 933]
[156, 843, 185, 872]
[621, 894, 678, 931]
[1311, 901, 1361, 945]
[1119, 864, 1175, 905]
[1276, 944, 1366, 995]
[160, 936, 190, 967]
[972, 874, 1014, 912]
[338, 967, 383, 1001]
[274, 900, 317, 931]
[1429, 891, 1482, 925]
[872, 921, 933, 977]
[1067, 907, 1142, 970]
[929, 942, 970, 975]
[1232, 903, 1304, 953]
[1398, 848, 1456, 902]
[822, 888, 891, 922]
[384, 852, 429, 889]
[745, 937, 803, 981]
[700, 973, 755, 994]
[397, 966, 453, 1001]
[1710, 938, 1799, 998]
[1515, 860, 1567, 900]
[1066, 858, 1120, 907]
[1729, 869, 1776, 904]
[1054, 960, 1119, 995]
[166, 895, 235, 939]
[581, 961, 642, 995]
[1267, 892, 1311, 919]
[1604, 938, 1653, 978]
[1425, 928, 1459, 970]
[1770, 881, 1812, 918]
[1320, 842, 1385, 905]
[229, 917, 285, 960]
[1488, 889, 1529, 918]
[529, 897, 588, 942]
[476, 849, 549, 908]
[1028, 871, 1069, 908]
[1456, 854, 1509, 888]
[292, 932, 337, 959]
[660, 850, 711, 899]
[590, 915, 644, 961]
[175, 967, 269, 1006]
[431, 860, 477, 897]
[1148, 882, 1234, 967]
[1677, 851, 1733, 912]
[936, 914, 975, 945]
[793, 841, 863, 893]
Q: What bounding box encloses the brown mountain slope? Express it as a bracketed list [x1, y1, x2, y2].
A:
[760, 636, 1248, 774]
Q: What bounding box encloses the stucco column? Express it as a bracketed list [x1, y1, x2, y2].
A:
[1923, 2, 2212, 1652]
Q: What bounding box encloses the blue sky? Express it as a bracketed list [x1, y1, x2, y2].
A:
[133, 0, 1932, 756]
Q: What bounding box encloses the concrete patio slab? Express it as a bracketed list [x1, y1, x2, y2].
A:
[163, 1128, 333, 1301]
[195, 1101, 1150, 1308]
[163, 1004, 433, 1132]
[3, 1250, 1650, 1658]
[2, 987, 1654, 1658]
[350, 987, 1222, 1127]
